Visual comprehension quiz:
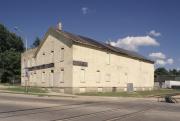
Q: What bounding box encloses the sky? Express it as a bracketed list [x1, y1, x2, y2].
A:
[0, 0, 180, 69]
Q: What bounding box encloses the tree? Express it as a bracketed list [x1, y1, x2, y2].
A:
[0, 23, 24, 83]
[169, 69, 178, 76]
[31, 37, 41, 48]
[0, 24, 24, 52]
[154, 67, 169, 76]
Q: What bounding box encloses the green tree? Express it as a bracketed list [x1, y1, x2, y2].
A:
[31, 37, 41, 48]
[169, 69, 180, 76]
[154, 67, 169, 76]
[0, 23, 24, 83]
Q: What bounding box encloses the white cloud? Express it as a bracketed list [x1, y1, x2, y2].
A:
[177, 68, 180, 71]
[149, 52, 166, 59]
[81, 7, 89, 15]
[154, 58, 174, 66]
[149, 52, 174, 66]
[167, 58, 174, 65]
[110, 36, 159, 51]
[148, 30, 161, 37]
[156, 60, 166, 66]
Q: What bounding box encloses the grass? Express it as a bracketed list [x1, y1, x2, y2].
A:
[0, 86, 48, 94]
[78, 89, 180, 98]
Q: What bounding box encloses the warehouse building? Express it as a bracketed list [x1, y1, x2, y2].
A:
[21, 23, 154, 94]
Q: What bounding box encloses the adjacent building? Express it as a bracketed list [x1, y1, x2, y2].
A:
[21, 24, 154, 94]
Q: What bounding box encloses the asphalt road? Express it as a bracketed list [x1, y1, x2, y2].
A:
[0, 93, 180, 121]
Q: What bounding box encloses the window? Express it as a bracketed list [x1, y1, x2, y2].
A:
[60, 68, 64, 83]
[49, 70, 54, 87]
[41, 71, 45, 83]
[50, 50, 54, 62]
[27, 59, 30, 67]
[80, 68, 85, 83]
[105, 73, 111, 82]
[60, 47, 64, 62]
[106, 52, 111, 65]
[42, 52, 45, 64]
[96, 70, 101, 83]
[31, 58, 35, 66]
[23, 59, 27, 68]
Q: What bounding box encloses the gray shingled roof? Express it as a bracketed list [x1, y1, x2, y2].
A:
[31, 27, 153, 63]
[56, 29, 154, 63]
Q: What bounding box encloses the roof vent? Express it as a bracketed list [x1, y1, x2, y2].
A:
[57, 21, 62, 31]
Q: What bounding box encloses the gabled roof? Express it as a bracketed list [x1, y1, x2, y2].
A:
[33, 27, 154, 64]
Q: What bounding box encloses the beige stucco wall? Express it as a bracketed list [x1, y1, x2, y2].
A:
[21, 34, 73, 90]
[72, 44, 154, 91]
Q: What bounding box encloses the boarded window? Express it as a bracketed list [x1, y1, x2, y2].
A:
[42, 52, 45, 64]
[79, 88, 86, 93]
[106, 52, 111, 65]
[60, 68, 64, 83]
[80, 69, 85, 83]
[23, 59, 26, 69]
[49, 70, 54, 87]
[27, 59, 30, 67]
[105, 73, 111, 82]
[97, 87, 103, 92]
[96, 70, 101, 83]
[60, 47, 64, 61]
[29, 73, 33, 82]
[41, 71, 45, 83]
[50, 50, 54, 62]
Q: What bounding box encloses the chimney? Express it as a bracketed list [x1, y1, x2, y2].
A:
[57, 21, 62, 31]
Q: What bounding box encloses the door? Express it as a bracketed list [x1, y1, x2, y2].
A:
[127, 83, 133, 92]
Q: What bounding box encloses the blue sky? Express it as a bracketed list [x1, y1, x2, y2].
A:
[0, 0, 180, 69]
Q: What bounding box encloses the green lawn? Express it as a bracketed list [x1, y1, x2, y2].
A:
[1, 86, 47, 94]
[78, 89, 180, 97]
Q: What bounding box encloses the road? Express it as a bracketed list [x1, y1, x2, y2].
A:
[0, 93, 180, 121]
